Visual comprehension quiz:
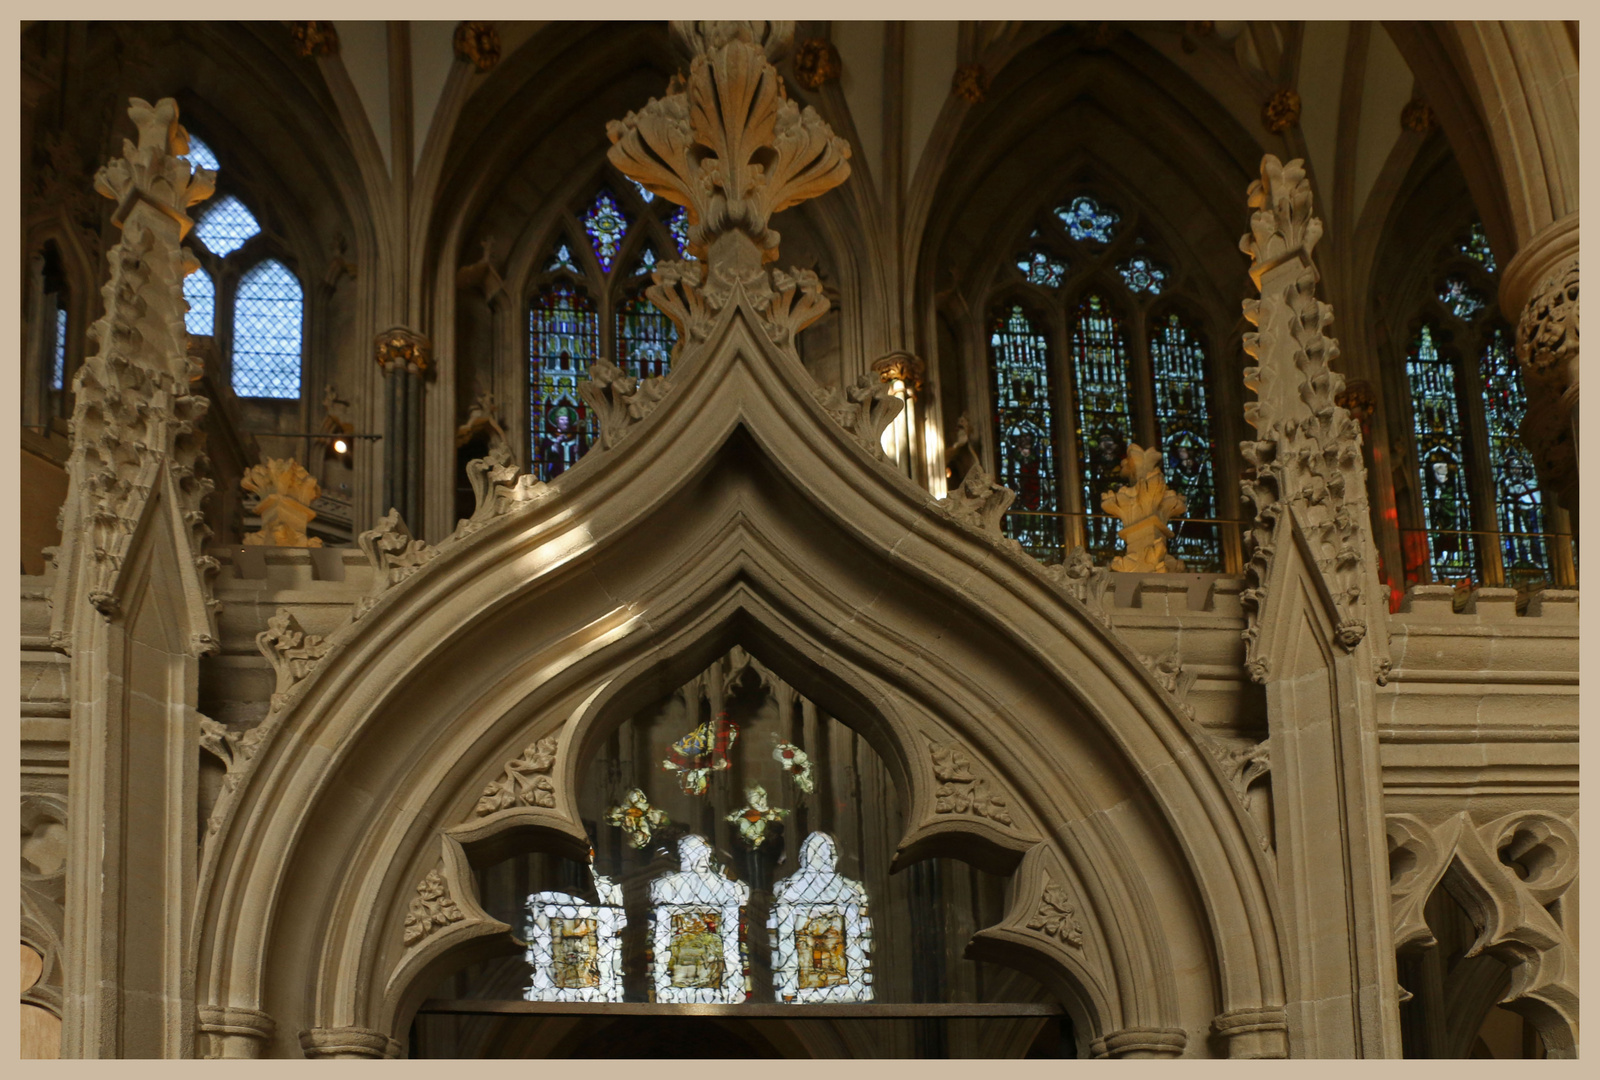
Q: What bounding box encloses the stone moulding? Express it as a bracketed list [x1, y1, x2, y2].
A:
[1091, 1027, 1188, 1058]
[298, 1026, 400, 1060]
[197, 1004, 275, 1060]
[1212, 1006, 1288, 1059]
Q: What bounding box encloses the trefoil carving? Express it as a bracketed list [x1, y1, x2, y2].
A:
[403, 868, 464, 947]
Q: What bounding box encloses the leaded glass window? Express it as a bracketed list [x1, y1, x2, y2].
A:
[668, 206, 691, 258]
[769, 833, 872, 1003]
[525, 868, 626, 1002]
[195, 195, 260, 258]
[231, 259, 302, 399]
[50, 307, 67, 391]
[545, 243, 580, 274]
[529, 283, 598, 481]
[1151, 313, 1220, 571]
[1437, 274, 1486, 322]
[616, 291, 676, 381]
[1017, 246, 1067, 288]
[630, 177, 654, 204]
[1479, 327, 1547, 586]
[582, 188, 629, 273]
[989, 304, 1062, 560]
[1056, 195, 1119, 243]
[650, 835, 752, 1003]
[1459, 221, 1496, 274]
[1406, 324, 1475, 583]
[1069, 294, 1135, 559]
[184, 266, 215, 337]
[1117, 253, 1165, 295]
[182, 132, 221, 173]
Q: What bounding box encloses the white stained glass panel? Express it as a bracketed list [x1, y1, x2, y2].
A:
[769, 833, 873, 1004]
[183, 132, 221, 173]
[524, 871, 626, 1002]
[649, 835, 750, 1004]
[231, 259, 303, 399]
[51, 307, 68, 391]
[184, 265, 215, 336]
[195, 195, 261, 258]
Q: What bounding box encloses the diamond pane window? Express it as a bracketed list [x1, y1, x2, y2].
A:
[582, 189, 629, 274]
[1055, 195, 1119, 243]
[182, 132, 220, 173]
[616, 292, 676, 381]
[1406, 324, 1476, 583]
[1459, 221, 1497, 274]
[1151, 313, 1221, 571]
[769, 833, 872, 1003]
[1437, 274, 1487, 321]
[529, 283, 599, 482]
[989, 304, 1063, 561]
[1069, 294, 1135, 559]
[1479, 327, 1547, 585]
[525, 869, 627, 1002]
[230, 259, 302, 399]
[1016, 248, 1067, 288]
[545, 242, 581, 274]
[195, 195, 260, 258]
[668, 206, 691, 258]
[50, 307, 67, 391]
[649, 835, 751, 1004]
[184, 265, 215, 336]
[1117, 254, 1166, 295]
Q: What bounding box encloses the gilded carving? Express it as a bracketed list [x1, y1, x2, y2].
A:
[241, 458, 322, 548]
[872, 350, 924, 396]
[951, 63, 989, 104]
[1101, 443, 1186, 573]
[1261, 88, 1301, 133]
[256, 608, 332, 715]
[792, 37, 841, 90]
[475, 735, 560, 816]
[289, 22, 339, 58]
[812, 374, 905, 461]
[930, 742, 1013, 826]
[403, 868, 465, 946]
[453, 21, 500, 72]
[1025, 883, 1085, 948]
[374, 326, 431, 374]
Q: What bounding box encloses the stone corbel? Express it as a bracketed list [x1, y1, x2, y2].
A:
[198, 1004, 276, 1059]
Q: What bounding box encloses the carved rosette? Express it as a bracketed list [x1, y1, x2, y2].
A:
[930, 742, 1013, 826]
[475, 735, 560, 816]
[453, 21, 500, 72]
[792, 37, 841, 89]
[256, 608, 332, 715]
[403, 868, 465, 946]
[1238, 156, 1382, 681]
[374, 326, 431, 374]
[49, 97, 221, 653]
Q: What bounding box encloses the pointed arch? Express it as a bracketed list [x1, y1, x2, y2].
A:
[230, 259, 303, 400]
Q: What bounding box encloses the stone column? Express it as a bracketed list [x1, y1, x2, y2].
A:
[376, 326, 431, 531]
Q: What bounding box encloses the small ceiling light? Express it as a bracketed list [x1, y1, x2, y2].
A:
[332, 437, 349, 455]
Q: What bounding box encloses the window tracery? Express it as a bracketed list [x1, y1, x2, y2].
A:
[231, 258, 303, 399]
[195, 195, 260, 258]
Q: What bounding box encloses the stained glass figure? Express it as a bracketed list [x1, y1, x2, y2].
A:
[1150, 313, 1221, 572]
[769, 833, 872, 1004]
[668, 205, 691, 258]
[606, 788, 668, 849]
[726, 785, 786, 849]
[181, 132, 221, 173]
[1069, 293, 1136, 558]
[545, 242, 581, 274]
[184, 265, 215, 336]
[989, 304, 1063, 561]
[630, 177, 654, 204]
[231, 259, 302, 399]
[661, 710, 740, 796]
[1055, 195, 1120, 243]
[195, 195, 260, 258]
[649, 835, 751, 1004]
[582, 189, 629, 274]
[1437, 274, 1487, 321]
[1016, 248, 1067, 288]
[51, 307, 67, 391]
[1117, 253, 1166, 295]
[525, 868, 626, 1002]
[1479, 326, 1547, 586]
[528, 283, 598, 481]
[616, 290, 676, 381]
[1460, 221, 1497, 274]
[772, 738, 814, 793]
[1406, 324, 1476, 583]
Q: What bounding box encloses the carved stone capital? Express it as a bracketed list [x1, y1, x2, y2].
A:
[299, 1026, 400, 1059]
[198, 1004, 275, 1059]
[1090, 1027, 1187, 1058]
[374, 326, 431, 375]
[1212, 1006, 1287, 1059]
[871, 350, 924, 396]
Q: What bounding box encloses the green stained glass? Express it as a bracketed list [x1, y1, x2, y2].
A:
[529, 283, 599, 482]
[989, 304, 1063, 562]
[1406, 324, 1476, 583]
[1479, 326, 1547, 586]
[1150, 313, 1221, 571]
[1069, 294, 1134, 560]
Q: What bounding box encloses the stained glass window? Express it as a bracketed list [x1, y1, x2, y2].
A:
[630, 177, 654, 204]
[1150, 313, 1221, 571]
[1055, 195, 1119, 243]
[1437, 274, 1487, 321]
[525, 868, 627, 1002]
[989, 304, 1062, 561]
[1459, 221, 1496, 274]
[182, 132, 220, 173]
[649, 834, 751, 1004]
[1069, 294, 1135, 558]
[545, 242, 581, 274]
[231, 259, 302, 399]
[1479, 326, 1547, 586]
[50, 307, 67, 391]
[195, 195, 260, 258]
[769, 832, 872, 1003]
[616, 292, 676, 381]
[1016, 248, 1067, 288]
[529, 283, 599, 481]
[582, 189, 629, 274]
[668, 205, 691, 258]
[1117, 254, 1166, 295]
[1406, 324, 1475, 583]
[184, 266, 215, 336]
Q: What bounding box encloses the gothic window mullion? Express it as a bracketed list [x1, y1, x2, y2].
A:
[1125, 297, 1159, 450]
[1453, 325, 1505, 587]
[1049, 298, 1087, 554]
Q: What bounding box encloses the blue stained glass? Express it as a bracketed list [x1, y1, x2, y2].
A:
[529, 284, 599, 482]
[1437, 274, 1487, 321]
[1406, 324, 1476, 583]
[1069, 293, 1135, 560]
[51, 307, 67, 391]
[630, 177, 654, 204]
[990, 304, 1062, 562]
[1056, 195, 1120, 243]
[184, 266, 215, 336]
[546, 242, 581, 274]
[1016, 248, 1067, 287]
[195, 195, 260, 258]
[616, 291, 677, 381]
[1117, 254, 1166, 295]
[1460, 222, 1497, 274]
[1479, 326, 1547, 586]
[182, 132, 220, 173]
[1151, 313, 1221, 572]
[633, 245, 660, 277]
[582, 189, 630, 274]
[668, 206, 691, 258]
[231, 259, 302, 399]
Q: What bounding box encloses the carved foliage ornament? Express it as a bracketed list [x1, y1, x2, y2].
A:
[374, 326, 431, 374]
[1102, 443, 1186, 573]
[404, 868, 465, 946]
[1042, 546, 1112, 627]
[579, 358, 672, 451]
[290, 22, 339, 58]
[952, 64, 990, 104]
[1515, 257, 1578, 390]
[354, 508, 436, 619]
[1261, 88, 1301, 133]
[257, 608, 332, 715]
[936, 462, 1015, 538]
[453, 21, 500, 72]
[241, 457, 322, 548]
[1025, 883, 1085, 948]
[475, 735, 559, 816]
[812, 374, 905, 462]
[930, 742, 1013, 826]
[456, 442, 545, 536]
[792, 37, 841, 90]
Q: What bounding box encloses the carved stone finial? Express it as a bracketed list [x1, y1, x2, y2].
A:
[812, 374, 906, 461]
[289, 22, 339, 58]
[403, 868, 465, 946]
[1101, 443, 1186, 573]
[1261, 88, 1301, 133]
[936, 462, 1015, 537]
[453, 21, 500, 72]
[241, 458, 322, 548]
[951, 63, 989, 104]
[256, 608, 332, 714]
[792, 38, 842, 90]
[354, 508, 436, 618]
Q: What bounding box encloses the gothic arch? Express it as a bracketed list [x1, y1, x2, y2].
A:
[193, 290, 1286, 1058]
